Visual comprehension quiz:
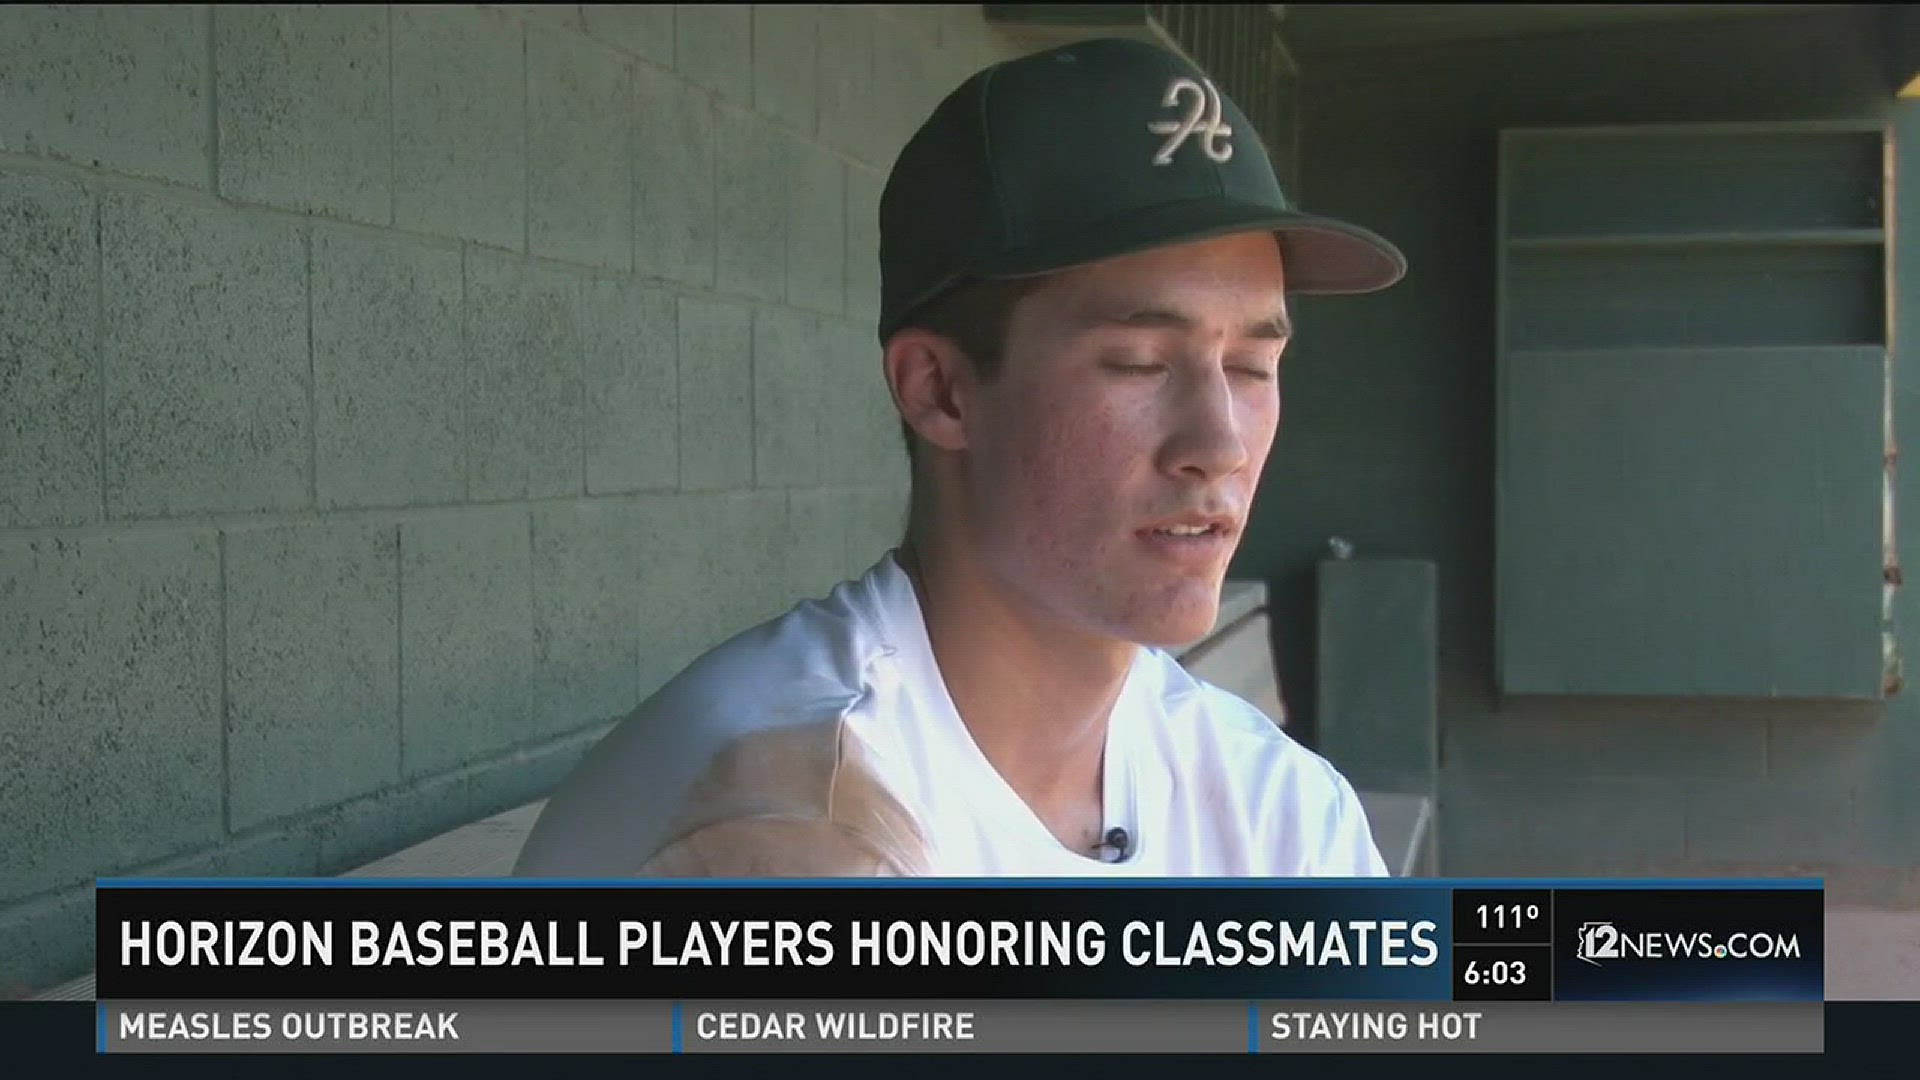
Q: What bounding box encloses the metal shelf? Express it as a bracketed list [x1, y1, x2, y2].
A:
[1507, 229, 1884, 252]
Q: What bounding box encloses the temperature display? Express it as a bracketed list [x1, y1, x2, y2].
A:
[1478, 902, 1541, 931]
[1452, 889, 1551, 945]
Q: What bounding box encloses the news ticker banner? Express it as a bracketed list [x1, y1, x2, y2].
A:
[94, 878, 1823, 1054]
[99, 1001, 1822, 1054]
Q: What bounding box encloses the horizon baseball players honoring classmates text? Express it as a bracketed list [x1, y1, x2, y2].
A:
[117, 916, 1443, 969]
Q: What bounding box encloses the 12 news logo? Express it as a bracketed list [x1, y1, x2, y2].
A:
[1575, 922, 1803, 967]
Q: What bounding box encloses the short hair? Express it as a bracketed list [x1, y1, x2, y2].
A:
[887, 275, 1044, 468]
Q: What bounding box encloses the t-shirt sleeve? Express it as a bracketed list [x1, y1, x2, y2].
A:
[1318, 770, 1391, 877]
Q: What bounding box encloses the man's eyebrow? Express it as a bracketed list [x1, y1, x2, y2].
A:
[1102, 306, 1292, 338]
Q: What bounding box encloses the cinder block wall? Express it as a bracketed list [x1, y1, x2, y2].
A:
[0, 4, 1030, 992]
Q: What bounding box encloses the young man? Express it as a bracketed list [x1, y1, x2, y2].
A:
[513, 37, 1406, 878]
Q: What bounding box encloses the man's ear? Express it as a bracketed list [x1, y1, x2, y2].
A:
[882, 329, 972, 454]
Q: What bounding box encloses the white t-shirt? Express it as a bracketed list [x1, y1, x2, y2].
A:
[514, 550, 1389, 879]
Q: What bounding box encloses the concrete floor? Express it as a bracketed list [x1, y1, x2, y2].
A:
[1827, 904, 1920, 999]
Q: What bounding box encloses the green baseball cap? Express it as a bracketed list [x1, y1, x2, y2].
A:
[878, 37, 1407, 344]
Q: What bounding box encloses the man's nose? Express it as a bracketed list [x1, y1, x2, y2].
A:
[1158, 365, 1252, 481]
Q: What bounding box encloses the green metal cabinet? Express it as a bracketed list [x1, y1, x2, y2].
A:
[1495, 121, 1889, 697]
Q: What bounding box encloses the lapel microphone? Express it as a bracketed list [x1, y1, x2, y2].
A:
[1098, 826, 1134, 863]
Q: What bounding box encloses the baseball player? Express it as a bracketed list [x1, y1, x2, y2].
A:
[513, 37, 1407, 878]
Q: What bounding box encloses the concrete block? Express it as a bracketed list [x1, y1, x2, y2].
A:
[630, 491, 718, 697]
[580, 279, 677, 494]
[392, 4, 526, 251]
[331, 775, 544, 876]
[857, 420, 911, 493]
[840, 421, 911, 494]
[629, 488, 790, 673]
[676, 296, 753, 489]
[753, 306, 827, 488]
[338, 791, 536, 878]
[844, 320, 907, 488]
[1684, 779, 1858, 864]
[717, 487, 796, 629]
[1856, 782, 1920, 865]
[934, 7, 1024, 73]
[915, 24, 973, 100]
[147, 829, 323, 880]
[869, 23, 934, 168]
[787, 487, 855, 590]
[816, 5, 875, 159]
[935, 4, 985, 48]
[464, 251, 585, 501]
[0, 825, 328, 996]
[630, 488, 837, 693]
[344, 806, 545, 875]
[581, 3, 674, 64]
[215, 4, 390, 223]
[751, 5, 818, 133]
[1764, 705, 1888, 779]
[869, 4, 944, 46]
[633, 63, 717, 287]
[714, 105, 790, 302]
[532, 501, 643, 736]
[0, 174, 99, 527]
[491, 4, 584, 32]
[312, 227, 464, 508]
[833, 343, 898, 488]
[816, 318, 899, 487]
[0, 531, 222, 905]
[843, 168, 883, 325]
[1445, 699, 1769, 780]
[337, 745, 618, 875]
[400, 509, 535, 778]
[787, 142, 846, 314]
[528, 26, 632, 270]
[466, 724, 614, 817]
[673, 4, 751, 105]
[0, 886, 94, 996]
[844, 486, 909, 575]
[225, 521, 401, 831]
[932, 5, 996, 59]
[309, 760, 475, 874]
[0, 5, 207, 186]
[100, 194, 308, 519]
[814, 317, 862, 482]
[0, 828, 327, 985]
[835, 322, 895, 484]
[1438, 772, 1689, 871]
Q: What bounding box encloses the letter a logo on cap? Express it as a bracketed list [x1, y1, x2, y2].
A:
[1147, 77, 1233, 166]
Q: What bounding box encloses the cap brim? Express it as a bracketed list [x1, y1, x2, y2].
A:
[966, 197, 1407, 296]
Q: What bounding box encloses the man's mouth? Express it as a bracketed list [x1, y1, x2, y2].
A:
[1134, 513, 1238, 562]
[1143, 522, 1226, 538]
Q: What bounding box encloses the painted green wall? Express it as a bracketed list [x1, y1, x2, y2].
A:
[1240, 8, 1920, 881]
